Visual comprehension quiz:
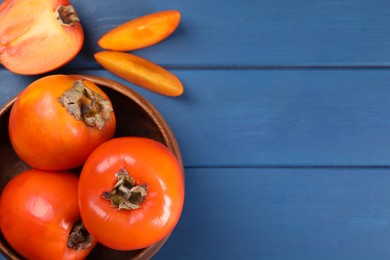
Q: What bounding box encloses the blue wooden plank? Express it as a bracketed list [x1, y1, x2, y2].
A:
[3, 0, 387, 68]
[64, 0, 390, 67]
[155, 168, 390, 260]
[3, 68, 390, 166]
[93, 68, 390, 167]
[2, 167, 390, 258]
[2, 0, 390, 67]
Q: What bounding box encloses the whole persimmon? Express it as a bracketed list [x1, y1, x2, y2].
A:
[0, 0, 84, 75]
[0, 169, 96, 259]
[8, 75, 116, 171]
[78, 137, 184, 250]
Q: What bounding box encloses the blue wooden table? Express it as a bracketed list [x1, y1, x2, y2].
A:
[2, 0, 390, 259]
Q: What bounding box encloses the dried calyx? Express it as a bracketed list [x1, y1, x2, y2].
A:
[103, 168, 148, 210]
[56, 5, 80, 26]
[59, 80, 113, 130]
[67, 221, 93, 251]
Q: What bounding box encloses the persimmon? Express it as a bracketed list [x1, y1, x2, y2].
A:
[8, 75, 116, 171]
[94, 51, 184, 96]
[78, 137, 184, 250]
[98, 10, 180, 51]
[0, 0, 84, 75]
[0, 169, 96, 259]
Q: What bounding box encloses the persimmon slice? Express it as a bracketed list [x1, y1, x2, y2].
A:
[98, 10, 180, 51]
[95, 51, 184, 97]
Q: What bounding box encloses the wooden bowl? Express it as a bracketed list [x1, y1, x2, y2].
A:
[0, 74, 183, 260]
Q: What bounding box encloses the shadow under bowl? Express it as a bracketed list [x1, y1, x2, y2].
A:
[0, 74, 183, 260]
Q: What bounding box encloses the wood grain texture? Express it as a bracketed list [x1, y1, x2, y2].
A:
[155, 168, 390, 260]
[62, 0, 390, 68]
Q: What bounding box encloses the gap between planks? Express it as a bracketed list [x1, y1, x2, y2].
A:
[185, 165, 390, 170]
[3, 65, 390, 72]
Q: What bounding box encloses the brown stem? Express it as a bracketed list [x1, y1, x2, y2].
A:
[56, 5, 80, 26]
[67, 221, 93, 251]
[102, 168, 148, 210]
[58, 80, 113, 130]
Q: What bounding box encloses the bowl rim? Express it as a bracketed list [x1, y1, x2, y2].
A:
[0, 74, 184, 260]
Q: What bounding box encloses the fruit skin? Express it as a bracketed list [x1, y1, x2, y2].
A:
[95, 51, 184, 96]
[0, 169, 96, 260]
[98, 10, 180, 51]
[0, 0, 84, 75]
[78, 137, 185, 250]
[8, 74, 116, 171]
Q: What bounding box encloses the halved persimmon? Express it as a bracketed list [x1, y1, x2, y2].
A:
[0, 0, 84, 75]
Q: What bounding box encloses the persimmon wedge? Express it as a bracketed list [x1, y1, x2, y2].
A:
[94, 51, 184, 96]
[98, 10, 180, 51]
[0, 0, 84, 75]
